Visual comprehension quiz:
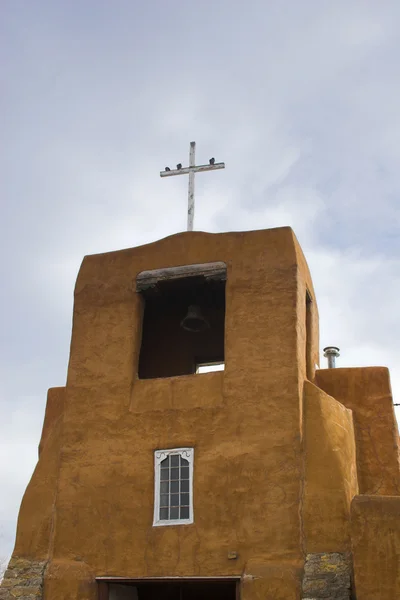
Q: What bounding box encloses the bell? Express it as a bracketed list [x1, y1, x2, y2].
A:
[180, 305, 209, 332]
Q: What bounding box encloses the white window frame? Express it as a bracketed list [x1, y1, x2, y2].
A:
[153, 447, 194, 527]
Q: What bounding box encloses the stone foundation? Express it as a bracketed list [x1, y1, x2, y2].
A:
[302, 552, 352, 600]
[0, 557, 46, 600]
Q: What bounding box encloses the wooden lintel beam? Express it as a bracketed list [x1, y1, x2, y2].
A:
[136, 262, 227, 292]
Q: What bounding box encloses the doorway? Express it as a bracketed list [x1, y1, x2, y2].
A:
[98, 578, 239, 600]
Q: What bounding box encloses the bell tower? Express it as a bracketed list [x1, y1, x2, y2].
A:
[2, 226, 399, 600]
[65, 226, 319, 597]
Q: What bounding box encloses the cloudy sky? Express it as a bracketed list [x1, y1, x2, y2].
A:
[1, 0, 400, 565]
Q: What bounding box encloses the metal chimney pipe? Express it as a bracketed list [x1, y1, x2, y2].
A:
[323, 346, 340, 369]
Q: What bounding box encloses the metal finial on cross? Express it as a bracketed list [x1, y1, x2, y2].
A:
[160, 141, 225, 231]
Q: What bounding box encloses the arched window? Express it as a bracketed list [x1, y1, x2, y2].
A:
[153, 448, 194, 526]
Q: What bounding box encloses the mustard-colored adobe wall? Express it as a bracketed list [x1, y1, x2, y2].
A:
[351, 495, 400, 600]
[9, 228, 320, 600]
[39, 386, 65, 456]
[13, 387, 65, 560]
[303, 381, 358, 552]
[316, 367, 400, 495]
[6, 227, 400, 600]
[293, 241, 320, 384]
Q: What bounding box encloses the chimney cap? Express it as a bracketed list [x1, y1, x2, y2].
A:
[323, 346, 340, 356]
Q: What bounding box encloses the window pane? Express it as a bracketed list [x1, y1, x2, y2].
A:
[180, 493, 190, 506]
[180, 466, 189, 479]
[160, 469, 169, 481]
[161, 456, 170, 467]
[170, 506, 179, 519]
[180, 506, 189, 519]
[160, 481, 169, 494]
[180, 457, 189, 467]
[181, 480, 189, 493]
[160, 494, 169, 507]
[171, 454, 179, 467]
[170, 481, 179, 493]
[170, 467, 179, 480]
[160, 507, 169, 520]
[170, 494, 179, 506]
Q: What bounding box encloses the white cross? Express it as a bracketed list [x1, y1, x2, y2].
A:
[160, 141, 225, 231]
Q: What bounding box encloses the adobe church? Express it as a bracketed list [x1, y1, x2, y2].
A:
[1, 226, 400, 600]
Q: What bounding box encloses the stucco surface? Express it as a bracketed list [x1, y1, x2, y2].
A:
[11, 227, 397, 600]
[13, 387, 65, 560]
[351, 495, 400, 600]
[242, 558, 303, 600]
[131, 368, 224, 412]
[303, 382, 358, 553]
[316, 367, 400, 495]
[3, 227, 399, 600]
[3, 228, 319, 600]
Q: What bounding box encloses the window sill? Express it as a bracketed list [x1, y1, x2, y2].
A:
[153, 518, 194, 527]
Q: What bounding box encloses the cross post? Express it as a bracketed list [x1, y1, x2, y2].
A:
[160, 142, 225, 231]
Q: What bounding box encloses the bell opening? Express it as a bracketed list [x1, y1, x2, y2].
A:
[138, 268, 226, 379]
